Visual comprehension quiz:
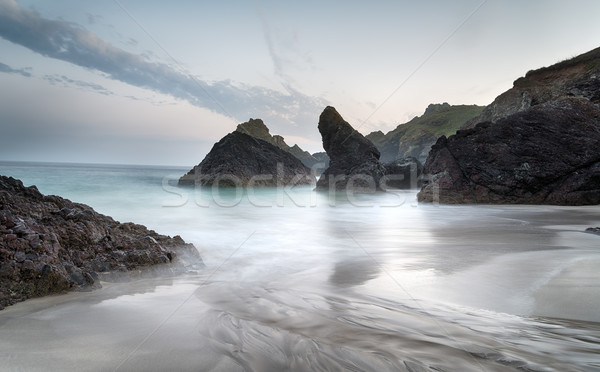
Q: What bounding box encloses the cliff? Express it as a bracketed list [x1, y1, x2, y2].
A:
[463, 46, 600, 129]
[418, 98, 600, 205]
[366, 103, 484, 163]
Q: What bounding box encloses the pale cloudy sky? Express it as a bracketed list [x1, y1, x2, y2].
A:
[1, 0, 599, 166]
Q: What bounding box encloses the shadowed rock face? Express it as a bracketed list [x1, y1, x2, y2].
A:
[179, 131, 315, 187]
[382, 157, 423, 189]
[418, 98, 600, 205]
[316, 106, 386, 191]
[0, 175, 202, 309]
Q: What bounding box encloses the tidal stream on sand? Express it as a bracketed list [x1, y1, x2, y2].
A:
[0, 162, 599, 371]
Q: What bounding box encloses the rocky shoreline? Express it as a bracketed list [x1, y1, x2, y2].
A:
[0, 175, 202, 309]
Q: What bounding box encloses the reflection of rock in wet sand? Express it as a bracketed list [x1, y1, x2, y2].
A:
[329, 258, 380, 288]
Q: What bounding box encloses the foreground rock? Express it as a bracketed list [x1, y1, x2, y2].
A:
[179, 131, 315, 187]
[236, 118, 321, 168]
[0, 175, 202, 309]
[366, 103, 483, 163]
[316, 106, 386, 191]
[586, 227, 600, 235]
[418, 98, 600, 204]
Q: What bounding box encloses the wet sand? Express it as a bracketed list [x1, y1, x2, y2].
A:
[534, 256, 600, 322]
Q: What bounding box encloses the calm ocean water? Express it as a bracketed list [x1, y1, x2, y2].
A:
[1, 161, 599, 371]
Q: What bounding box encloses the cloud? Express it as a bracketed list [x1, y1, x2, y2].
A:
[0, 0, 326, 133]
[0, 61, 31, 77]
[43, 74, 113, 95]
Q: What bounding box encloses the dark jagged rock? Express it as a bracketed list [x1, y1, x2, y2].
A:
[585, 227, 600, 235]
[418, 98, 600, 205]
[179, 131, 315, 187]
[463, 46, 600, 129]
[382, 157, 423, 189]
[0, 175, 202, 309]
[235, 118, 320, 168]
[366, 104, 483, 163]
[316, 106, 386, 191]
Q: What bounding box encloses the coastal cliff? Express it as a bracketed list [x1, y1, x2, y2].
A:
[418, 98, 600, 204]
[463, 46, 600, 129]
[418, 47, 600, 205]
[366, 103, 484, 163]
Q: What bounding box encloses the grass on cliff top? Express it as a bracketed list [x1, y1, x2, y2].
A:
[525, 46, 600, 78]
[387, 104, 484, 140]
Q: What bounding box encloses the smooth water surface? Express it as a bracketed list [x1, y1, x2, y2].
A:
[1, 162, 599, 371]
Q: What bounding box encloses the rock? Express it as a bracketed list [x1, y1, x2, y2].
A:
[235, 118, 320, 168]
[315, 106, 386, 191]
[179, 131, 315, 187]
[287, 144, 321, 169]
[0, 175, 202, 309]
[236, 118, 273, 143]
[311, 152, 330, 171]
[382, 157, 423, 189]
[418, 98, 600, 205]
[586, 227, 600, 235]
[463, 46, 600, 129]
[366, 104, 484, 163]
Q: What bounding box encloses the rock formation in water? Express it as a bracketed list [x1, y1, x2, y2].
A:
[366, 103, 484, 163]
[462, 46, 600, 129]
[382, 157, 423, 189]
[586, 227, 600, 235]
[418, 98, 600, 204]
[235, 118, 320, 168]
[316, 106, 386, 191]
[0, 175, 202, 309]
[179, 131, 315, 187]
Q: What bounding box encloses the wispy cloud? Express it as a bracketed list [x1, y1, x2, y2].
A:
[0, 0, 326, 131]
[0, 61, 31, 77]
[43, 74, 113, 95]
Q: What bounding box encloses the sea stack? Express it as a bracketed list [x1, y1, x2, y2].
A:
[179, 130, 315, 187]
[315, 106, 385, 191]
[235, 118, 321, 169]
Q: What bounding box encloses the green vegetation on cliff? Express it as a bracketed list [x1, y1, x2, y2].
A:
[366, 103, 484, 163]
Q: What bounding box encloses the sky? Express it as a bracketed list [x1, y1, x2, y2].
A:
[1, 0, 599, 166]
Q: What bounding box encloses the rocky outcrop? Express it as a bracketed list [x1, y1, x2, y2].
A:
[382, 157, 423, 189]
[586, 227, 600, 235]
[179, 131, 315, 187]
[0, 175, 202, 309]
[367, 103, 483, 163]
[418, 98, 600, 205]
[463, 46, 600, 129]
[236, 118, 320, 168]
[236, 118, 273, 143]
[316, 106, 386, 191]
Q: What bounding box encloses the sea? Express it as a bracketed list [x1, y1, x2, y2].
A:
[0, 161, 599, 371]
